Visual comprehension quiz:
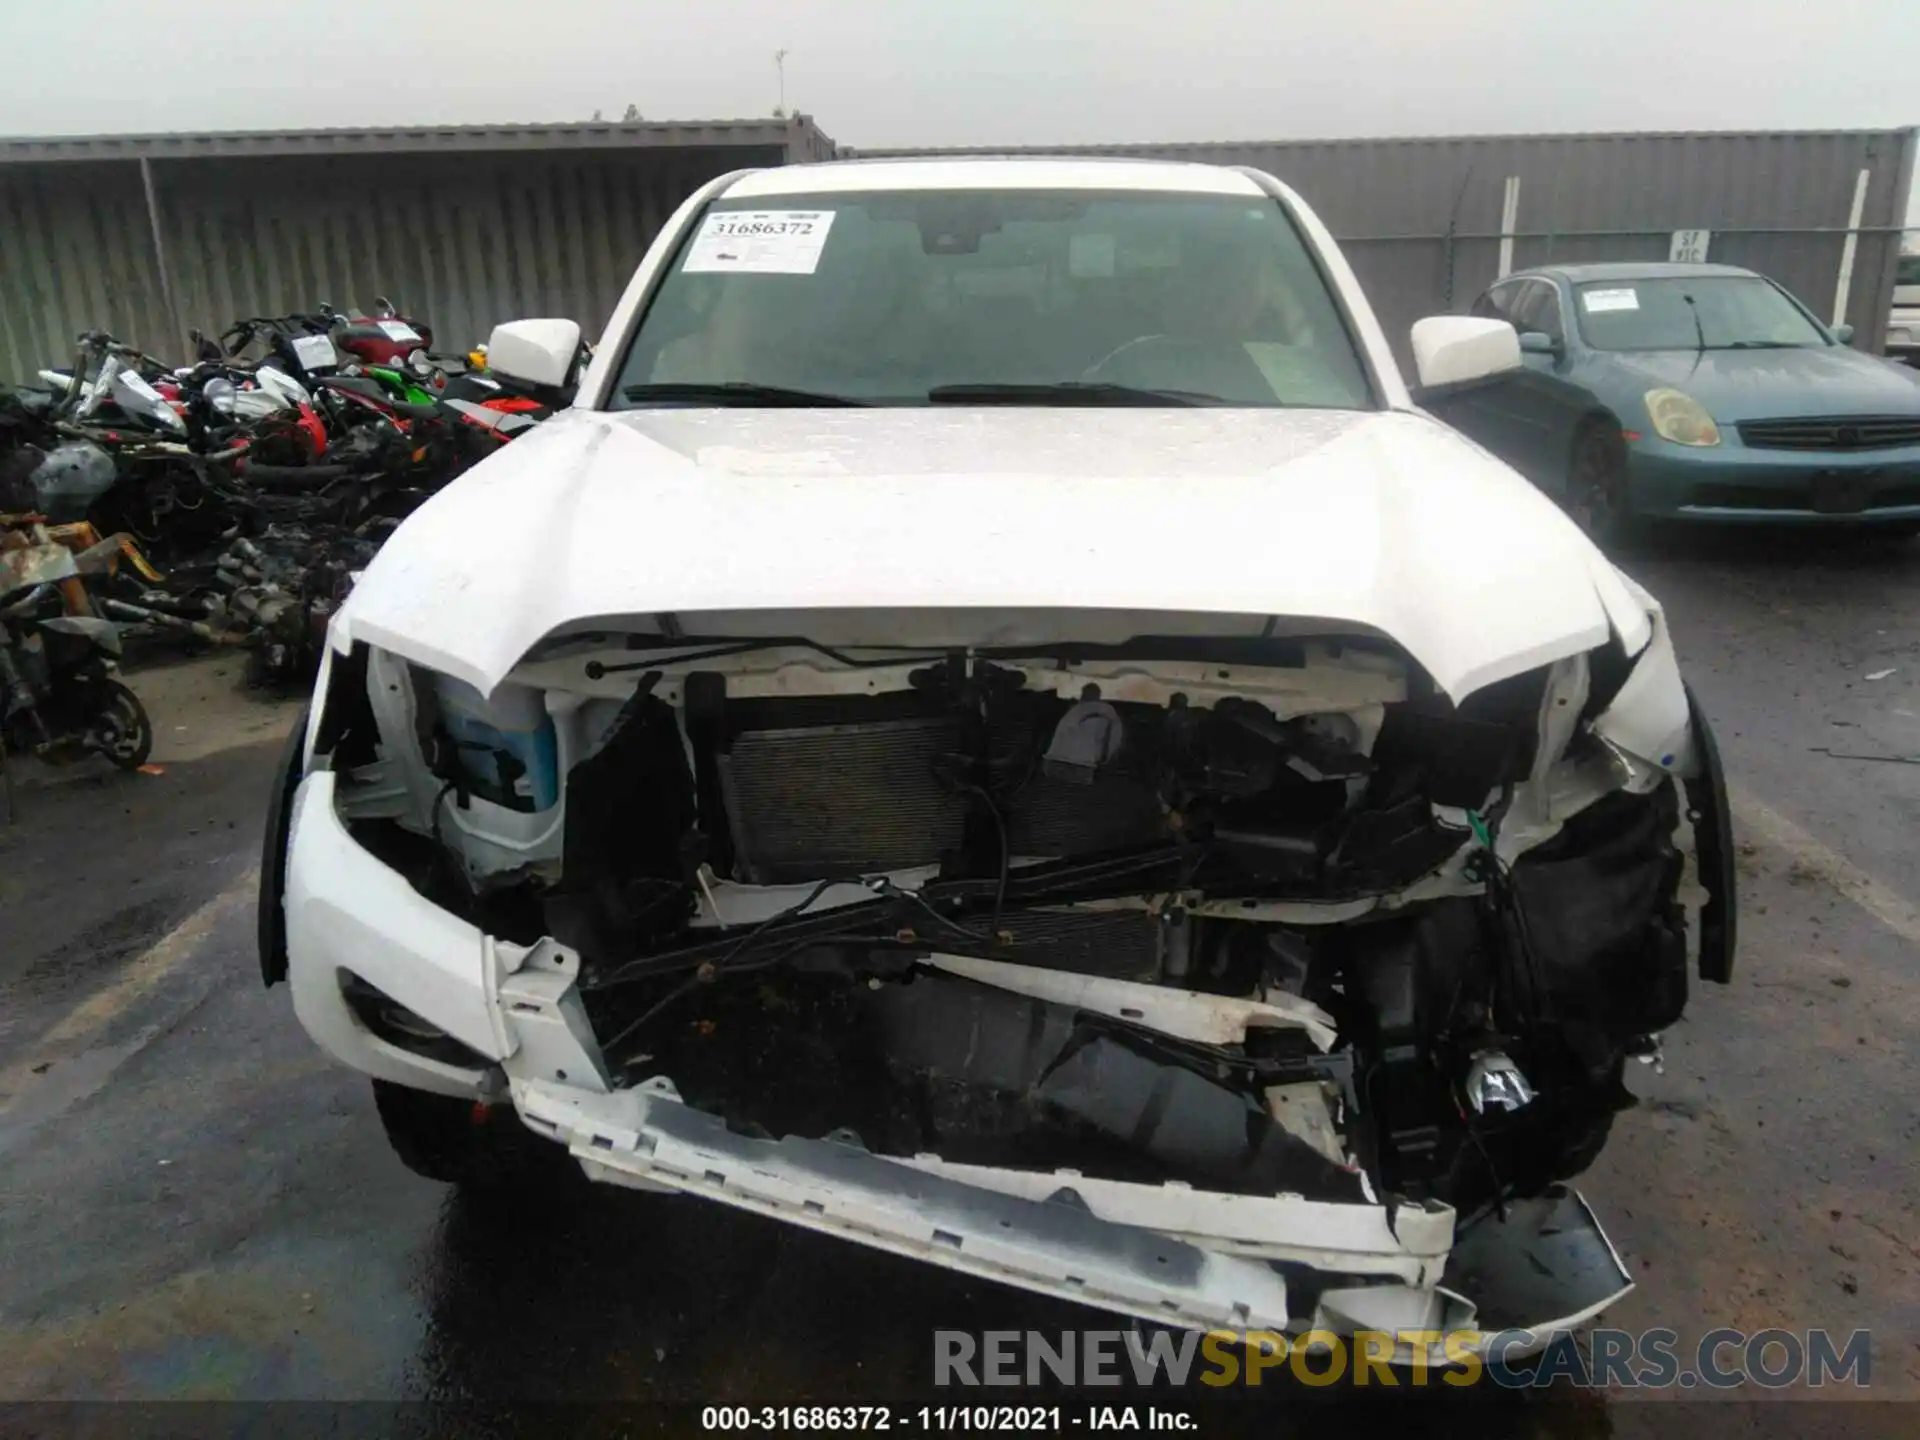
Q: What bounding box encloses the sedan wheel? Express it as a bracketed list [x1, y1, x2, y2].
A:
[1566, 424, 1630, 545]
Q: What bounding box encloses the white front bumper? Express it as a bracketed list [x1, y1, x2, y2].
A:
[283, 770, 1630, 1352]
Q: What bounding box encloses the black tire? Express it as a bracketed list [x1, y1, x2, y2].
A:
[241, 461, 353, 491]
[257, 704, 308, 987]
[371, 1079, 553, 1188]
[93, 680, 153, 770]
[1564, 420, 1635, 547]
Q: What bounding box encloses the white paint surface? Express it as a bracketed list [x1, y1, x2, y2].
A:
[336, 404, 1637, 706]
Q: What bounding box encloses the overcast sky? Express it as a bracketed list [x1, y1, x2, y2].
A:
[6, 0, 1918, 217]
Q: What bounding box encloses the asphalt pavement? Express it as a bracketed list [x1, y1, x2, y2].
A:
[1, 532, 1917, 1435]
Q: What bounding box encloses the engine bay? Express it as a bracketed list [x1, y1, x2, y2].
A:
[316, 627, 1704, 1223]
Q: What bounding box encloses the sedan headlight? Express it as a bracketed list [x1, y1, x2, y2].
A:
[1645, 388, 1721, 447]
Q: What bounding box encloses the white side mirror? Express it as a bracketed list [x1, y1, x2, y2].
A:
[487, 318, 583, 389]
[1410, 317, 1522, 392]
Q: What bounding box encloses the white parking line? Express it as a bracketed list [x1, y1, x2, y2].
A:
[1731, 787, 1920, 947]
[0, 867, 258, 1115]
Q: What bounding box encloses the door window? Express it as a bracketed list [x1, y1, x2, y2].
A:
[1472, 283, 1521, 322]
[1510, 281, 1566, 345]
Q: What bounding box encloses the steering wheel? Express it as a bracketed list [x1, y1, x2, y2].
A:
[1080, 333, 1215, 384]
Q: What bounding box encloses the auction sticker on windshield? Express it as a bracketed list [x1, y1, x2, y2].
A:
[1582, 288, 1640, 313]
[683, 210, 836, 274]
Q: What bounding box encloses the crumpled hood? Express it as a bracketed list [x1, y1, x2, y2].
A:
[337, 406, 1652, 702]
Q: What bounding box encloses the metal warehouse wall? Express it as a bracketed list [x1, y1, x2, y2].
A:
[0, 159, 174, 385]
[851, 129, 1919, 369]
[0, 120, 831, 382]
[6, 122, 1912, 382]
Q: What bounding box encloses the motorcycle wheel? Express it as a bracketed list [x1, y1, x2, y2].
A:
[91, 680, 153, 770]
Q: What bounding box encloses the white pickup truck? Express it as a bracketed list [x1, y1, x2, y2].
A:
[257, 156, 1735, 1363]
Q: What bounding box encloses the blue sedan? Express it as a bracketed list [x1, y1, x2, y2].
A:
[1430, 261, 1920, 541]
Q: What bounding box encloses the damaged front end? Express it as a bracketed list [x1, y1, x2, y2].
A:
[272, 603, 1733, 1358]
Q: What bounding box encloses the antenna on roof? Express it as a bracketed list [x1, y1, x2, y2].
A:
[773, 49, 789, 118]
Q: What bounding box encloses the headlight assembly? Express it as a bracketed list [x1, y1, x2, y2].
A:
[1644, 388, 1721, 447]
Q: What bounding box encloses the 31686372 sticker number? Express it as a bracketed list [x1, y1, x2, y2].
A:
[682, 210, 837, 275]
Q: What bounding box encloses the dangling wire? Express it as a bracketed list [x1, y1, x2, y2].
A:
[596, 875, 842, 989]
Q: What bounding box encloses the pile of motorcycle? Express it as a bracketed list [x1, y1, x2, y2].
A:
[0, 519, 156, 786]
[0, 298, 566, 697]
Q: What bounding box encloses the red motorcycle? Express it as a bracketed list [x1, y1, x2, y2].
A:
[327, 297, 435, 369]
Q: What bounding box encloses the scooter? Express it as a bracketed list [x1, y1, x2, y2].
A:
[0, 535, 153, 772]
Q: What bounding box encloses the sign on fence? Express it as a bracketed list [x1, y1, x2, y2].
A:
[1669, 229, 1712, 263]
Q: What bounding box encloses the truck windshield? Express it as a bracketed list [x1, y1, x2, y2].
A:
[1573, 276, 1829, 351]
[611, 189, 1375, 409]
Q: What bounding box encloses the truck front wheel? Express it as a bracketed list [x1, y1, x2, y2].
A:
[371, 1080, 553, 1189]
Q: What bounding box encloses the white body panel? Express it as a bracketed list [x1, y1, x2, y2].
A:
[336, 405, 1647, 706]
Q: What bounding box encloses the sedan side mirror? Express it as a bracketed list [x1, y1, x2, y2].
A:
[487, 318, 585, 389]
[1831, 323, 1855, 346]
[1517, 330, 1562, 356]
[1409, 316, 1522, 395]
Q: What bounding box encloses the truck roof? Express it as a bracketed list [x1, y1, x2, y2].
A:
[722, 155, 1270, 200]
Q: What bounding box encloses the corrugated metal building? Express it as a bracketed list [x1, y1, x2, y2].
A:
[0, 117, 835, 381]
[849, 130, 1919, 369]
[2, 120, 1912, 381]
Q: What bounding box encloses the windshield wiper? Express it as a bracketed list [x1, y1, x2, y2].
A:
[927, 382, 1223, 407]
[1716, 340, 1811, 350]
[1681, 292, 1708, 374]
[621, 381, 868, 407]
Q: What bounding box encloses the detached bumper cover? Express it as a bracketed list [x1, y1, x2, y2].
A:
[518, 1079, 1628, 1356]
[282, 770, 1632, 1352]
[531, 1078, 1299, 1332]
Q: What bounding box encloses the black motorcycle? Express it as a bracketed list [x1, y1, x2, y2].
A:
[0, 539, 153, 771]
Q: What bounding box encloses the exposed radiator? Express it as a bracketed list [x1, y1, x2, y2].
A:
[1008, 771, 1167, 857]
[718, 717, 969, 884]
[715, 708, 1172, 887]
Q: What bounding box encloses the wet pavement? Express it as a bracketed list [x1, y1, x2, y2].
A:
[1, 532, 1918, 1434]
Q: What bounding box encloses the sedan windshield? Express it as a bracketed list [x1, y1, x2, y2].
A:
[1573, 276, 1829, 352]
[612, 189, 1374, 409]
